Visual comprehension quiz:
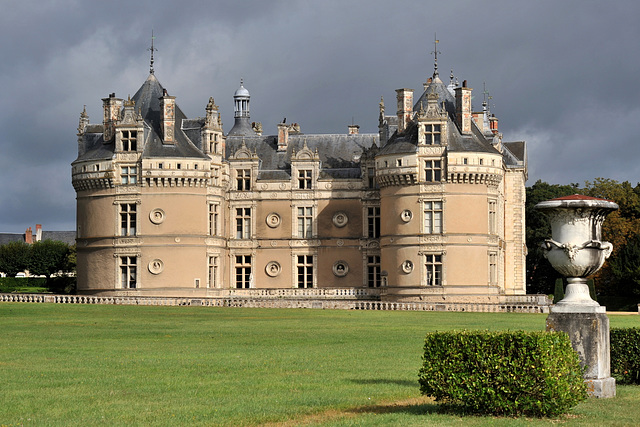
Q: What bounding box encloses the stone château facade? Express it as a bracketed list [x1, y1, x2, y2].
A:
[72, 60, 527, 303]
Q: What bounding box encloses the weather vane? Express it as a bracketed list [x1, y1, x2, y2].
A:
[431, 34, 441, 77]
[148, 30, 158, 74]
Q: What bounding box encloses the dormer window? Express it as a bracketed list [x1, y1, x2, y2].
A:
[298, 170, 312, 189]
[121, 130, 137, 151]
[237, 169, 251, 191]
[424, 124, 441, 145]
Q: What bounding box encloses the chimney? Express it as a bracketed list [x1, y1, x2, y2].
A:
[25, 227, 33, 244]
[77, 106, 89, 156]
[36, 224, 42, 242]
[490, 114, 499, 135]
[102, 93, 123, 142]
[159, 89, 176, 144]
[348, 124, 360, 135]
[455, 80, 472, 134]
[395, 88, 414, 133]
[277, 122, 289, 152]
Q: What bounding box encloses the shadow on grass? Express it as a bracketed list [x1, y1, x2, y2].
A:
[348, 378, 417, 388]
[345, 396, 441, 417]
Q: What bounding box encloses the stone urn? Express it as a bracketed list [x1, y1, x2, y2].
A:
[535, 195, 618, 308]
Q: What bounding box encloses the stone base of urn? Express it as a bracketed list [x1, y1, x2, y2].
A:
[546, 311, 616, 398]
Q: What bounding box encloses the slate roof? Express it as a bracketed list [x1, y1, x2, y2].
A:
[0, 231, 75, 246]
[75, 74, 209, 163]
[226, 133, 378, 180]
[0, 234, 25, 245]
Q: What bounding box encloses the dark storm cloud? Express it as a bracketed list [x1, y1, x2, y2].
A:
[1, 0, 639, 232]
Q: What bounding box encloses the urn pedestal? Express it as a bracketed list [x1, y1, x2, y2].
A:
[536, 195, 619, 398]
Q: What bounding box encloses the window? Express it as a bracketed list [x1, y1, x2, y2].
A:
[121, 166, 137, 185]
[489, 253, 497, 285]
[424, 160, 442, 182]
[367, 206, 380, 238]
[209, 203, 220, 236]
[177, 163, 181, 170]
[208, 256, 218, 288]
[235, 255, 251, 288]
[396, 159, 402, 167]
[297, 255, 314, 288]
[367, 167, 378, 189]
[297, 207, 313, 238]
[424, 124, 441, 145]
[367, 255, 381, 288]
[236, 169, 251, 191]
[121, 130, 137, 151]
[424, 201, 443, 234]
[488, 200, 497, 235]
[158, 163, 163, 169]
[120, 256, 137, 288]
[120, 203, 136, 236]
[463, 158, 468, 165]
[236, 207, 251, 239]
[425, 254, 442, 286]
[479, 158, 484, 165]
[298, 170, 312, 189]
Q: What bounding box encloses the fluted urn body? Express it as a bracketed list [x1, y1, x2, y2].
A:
[535, 195, 618, 308]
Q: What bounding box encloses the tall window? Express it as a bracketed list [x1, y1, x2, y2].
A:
[489, 253, 497, 285]
[297, 207, 313, 238]
[236, 169, 251, 191]
[121, 130, 137, 151]
[208, 256, 219, 288]
[488, 200, 497, 235]
[424, 201, 443, 234]
[424, 124, 441, 145]
[235, 255, 251, 288]
[236, 207, 251, 239]
[367, 206, 380, 238]
[367, 255, 381, 288]
[424, 160, 442, 182]
[120, 256, 137, 288]
[298, 170, 312, 189]
[367, 167, 378, 189]
[121, 166, 137, 185]
[297, 255, 313, 288]
[425, 254, 442, 286]
[209, 203, 220, 236]
[120, 203, 136, 236]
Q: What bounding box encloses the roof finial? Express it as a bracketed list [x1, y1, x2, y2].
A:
[148, 30, 158, 74]
[430, 34, 441, 78]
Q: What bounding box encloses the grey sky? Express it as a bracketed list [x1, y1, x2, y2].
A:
[1, 0, 639, 232]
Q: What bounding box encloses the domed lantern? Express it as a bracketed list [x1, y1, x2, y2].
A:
[535, 195, 618, 308]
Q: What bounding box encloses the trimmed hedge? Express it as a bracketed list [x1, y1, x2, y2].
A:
[611, 327, 640, 384]
[418, 330, 586, 417]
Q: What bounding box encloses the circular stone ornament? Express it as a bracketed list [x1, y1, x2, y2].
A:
[400, 209, 413, 223]
[149, 208, 165, 224]
[332, 261, 349, 277]
[265, 261, 281, 277]
[401, 260, 414, 274]
[332, 211, 349, 228]
[148, 259, 164, 275]
[266, 213, 281, 228]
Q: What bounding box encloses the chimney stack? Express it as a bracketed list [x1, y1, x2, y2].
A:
[160, 89, 176, 144]
[277, 122, 289, 152]
[36, 224, 42, 242]
[490, 115, 499, 135]
[395, 88, 414, 133]
[102, 93, 123, 142]
[455, 80, 472, 134]
[25, 227, 33, 244]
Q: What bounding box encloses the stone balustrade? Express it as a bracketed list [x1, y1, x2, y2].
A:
[1, 292, 548, 313]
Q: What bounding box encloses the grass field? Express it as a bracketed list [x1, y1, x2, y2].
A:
[0, 304, 639, 426]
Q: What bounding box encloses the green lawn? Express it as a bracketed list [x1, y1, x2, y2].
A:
[0, 304, 638, 426]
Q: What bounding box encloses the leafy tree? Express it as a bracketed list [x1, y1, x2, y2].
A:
[28, 240, 71, 279]
[609, 234, 640, 297]
[0, 241, 30, 277]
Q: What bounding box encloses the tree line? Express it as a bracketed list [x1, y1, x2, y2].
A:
[0, 240, 75, 279]
[527, 178, 640, 298]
